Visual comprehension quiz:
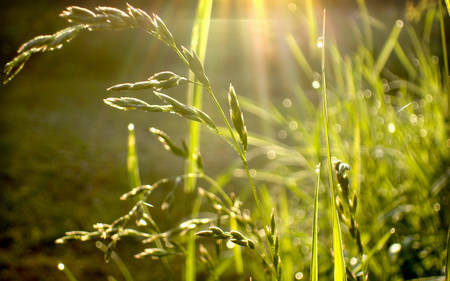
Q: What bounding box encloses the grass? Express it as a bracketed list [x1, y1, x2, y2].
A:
[2, 1, 449, 280]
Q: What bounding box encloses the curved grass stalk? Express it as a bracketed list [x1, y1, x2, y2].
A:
[320, 9, 346, 281]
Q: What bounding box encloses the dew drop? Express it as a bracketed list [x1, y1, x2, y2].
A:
[267, 150, 276, 160]
[283, 98, 292, 108]
[58, 263, 65, 271]
[315, 163, 321, 174]
[295, 272, 304, 280]
[388, 123, 395, 133]
[431, 56, 439, 64]
[433, 203, 441, 212]
[316, 37, 324, 48]
[226, 240, 235, 249]
[419, 129, 427, 138]
[389, 243, 402, 254]
[396, 20, 404, 28]
[278, 130, 287, 139]
[288, 3, 297, 11]
[289, 121, 298, 130]
[128, 123, 134, 131]
[312, 80, 320, 89]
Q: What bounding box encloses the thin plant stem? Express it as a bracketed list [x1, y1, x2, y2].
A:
[320, 9, 346, 281]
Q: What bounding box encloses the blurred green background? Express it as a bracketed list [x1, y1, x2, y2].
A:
[0, 0, 448, 280]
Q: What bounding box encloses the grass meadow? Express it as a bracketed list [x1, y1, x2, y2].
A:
[0, 0, 449, 280]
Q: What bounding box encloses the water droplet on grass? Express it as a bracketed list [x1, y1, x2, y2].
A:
[388, 123, 395, 133]
[295, 272, 304, 280]
[316, 37, 323, 48]
[283, 98, 292, 108]
[389, 243, 402, 254]
[433, 203, 440, 212]
[312, 80, 320, 89]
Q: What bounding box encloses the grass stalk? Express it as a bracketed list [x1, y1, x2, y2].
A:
[185, 1, 213, 280]
[310, 163, 321, 281]
[437, 0, 449, 118]
[320, 10, 346, 281]
[96, 242, 134, 281]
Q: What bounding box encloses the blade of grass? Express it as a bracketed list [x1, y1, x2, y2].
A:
[185, 0, 213, 192]
[127, 123, 141, 188]
[320, 10, 346, 281]
[374, 20, 404, 77]
[446, 225, 449, 281]
[279, 187, 294, 281]
[437, 0, 449, 119]
[185, 1, 213, 280]
[311, 163, 321, 281]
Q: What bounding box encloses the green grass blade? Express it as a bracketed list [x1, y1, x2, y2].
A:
[184, 0, 213, 192]
[185, 1, 213, 281]
[127, 123, 141, 189]
[320, 10, 346, 281]
[438, 0, 450, 97]
[286, 33, 314, 80]
[446, 225, 450, 281]
[96, 242, 134, 281]
[374, 20, 403, 77]
[446, 0, 450, 16]
[311, 163, 321, 281]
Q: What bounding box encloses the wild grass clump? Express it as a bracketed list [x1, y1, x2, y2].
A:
[3, 1, 449, 280]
